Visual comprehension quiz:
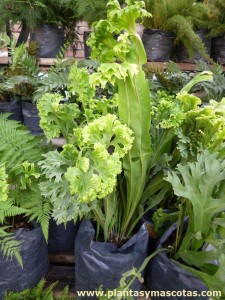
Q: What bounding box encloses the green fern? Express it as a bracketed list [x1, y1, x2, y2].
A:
[0, 201, 27, 224]
[143, 0, 212, 62]
[168, 15, 213, 63]
[0, 114, 43, 170]
[0, 227, 23, 267]
[11, 185, 52, 241]
[34, 71, 70, 102]
[3, 278, 72, 300]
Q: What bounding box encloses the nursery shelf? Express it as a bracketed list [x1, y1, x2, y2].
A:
[0, 56, 79, 66]
[146, 61, 225, 71]
[1, 56, 224, 71]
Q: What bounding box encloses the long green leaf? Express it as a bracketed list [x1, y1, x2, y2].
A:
[118, 70, 152, 237]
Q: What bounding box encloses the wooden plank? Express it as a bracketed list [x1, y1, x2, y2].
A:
[146, 61, 225, 71]
[48, 251, 75, 264]
[0, 56, 79, 66]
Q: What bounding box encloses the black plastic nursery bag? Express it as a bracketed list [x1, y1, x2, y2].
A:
[75, 220, 149, 299]
[211, 34, 225, 65]
[48, 218, 80, 253]
[21, 101, 43, 136]
[0, 227, 49, 299]
[142, 29, 174, 62]
[145, 222, 209, 300]
[30, 24, 64, 58]
[0, 100, 23, 122]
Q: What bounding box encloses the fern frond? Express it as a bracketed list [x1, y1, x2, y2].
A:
[33, 71, 69, 102]
[0, 200, 27, 224]
[3, 278, 71, 300]
[10, 183, 52, 241]
[0, 115, 43, 170]
[0, 227, 23, 266]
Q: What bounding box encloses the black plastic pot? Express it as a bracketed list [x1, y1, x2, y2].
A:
[0, 226, 49, 299]
[48, 218, 80, 253]
[211, 34, 225, 65]
[0, 100, 23, 122]
[142, 29, 175, 62]
[21, 101, 43, 136]
[30, 24, 64, 58]
[83, 31, 92, 58]
[145, 221, 209, 300]
[75, 220, 149, 299]
[175, 29, 211, 63]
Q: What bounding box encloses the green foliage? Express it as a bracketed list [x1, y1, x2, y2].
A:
[142, 0, 212, 62]
[67, 0, 110, 26]
[204, 0, 225, 36]
[152, 208, 179, 237]
[0, 33, 10, 49]
[165, 150, 225, 297]
[38, 114, 133, 226]
[0, 114, 42, 169]
[37, 93, 80, 140]
[0, 116, 52, 250]
[0, 227, 23, 267]
[1, 42, 40, 100]
[3, 279, 71, 300]
[0, 0, 80, 47]
[0, 166, 8, 202]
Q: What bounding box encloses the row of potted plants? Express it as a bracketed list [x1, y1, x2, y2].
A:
[1, 0, 225, 64]
[141, 0, 225, 64]
[1, 0, 225, 299]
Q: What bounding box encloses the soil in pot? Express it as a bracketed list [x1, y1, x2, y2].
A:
[30, 24, 65, 58]
[145, 221, 209, 300]
[175, 29, 211, 63]
[142, 29, 175, 62]
[75, 220, 149, 299]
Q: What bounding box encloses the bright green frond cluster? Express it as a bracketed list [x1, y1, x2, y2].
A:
[64, 114, 134, 202]
[37, 93, 80, 140]
[87, 0, 150, 63]
[90, 63, 139, 88]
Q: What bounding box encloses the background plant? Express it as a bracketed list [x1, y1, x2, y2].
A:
[142, 0, 212, 62]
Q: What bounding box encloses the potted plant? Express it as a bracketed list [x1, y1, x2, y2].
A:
[0, 41, 44, 134]
[141, 0, 212, 62]
[0, 0, 79, 57]
[36, 0, 157, 295]
[205, 0, 225, 64]
[0, 115, 51, 297]
[144, 87, 225, 298]
[37, 0, 215, 296]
